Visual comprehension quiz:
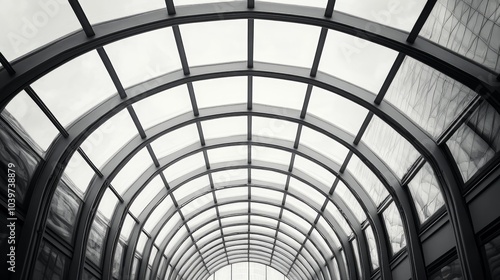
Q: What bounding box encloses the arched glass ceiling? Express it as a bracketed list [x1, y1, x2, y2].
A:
[0, 1, 499, 280]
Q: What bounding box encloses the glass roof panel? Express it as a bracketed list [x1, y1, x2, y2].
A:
[277, 231, 301, 251]
[307, 86, 368, 135]
[318, 30, 398, 93]
[421, 0, 500, 72]
[347, 154, 389, 206]
[86, 217, 107, 267]
[365, 224, 379, 270]
[193, 77, 247, 109]
[223, 225, 248, 235]
[173, 175, 210, 203]
[382, 202, 406, 254]
[254, 20, 320, 68]
[220, 215, 247, 228]
[133, 86, 192, 130]
[212, 169, 248, 186]
[309, 228, 332, 259]
[251, 169, 287, 186]
[129, 175, 164, 217]
[259, 0, 327, 8]
[293, 155, 336, 187]
[180, 19, 246, 67]
[251, 216, 278, 229]
[316, 216, 341, 249]
[251, 203, 281, 218]
[216, 186, 247, 202]
[252, 146, 291, 166]
[219, 202, 248, 216]
[299, 126, 349, 164]
[111, 148, 153, 196]
[286, 195, 318, 222]
[104, 26, 181, 89]
[163, 152, 206, 184]
[288, 177, 325, 210]
[165, 226, 189, 257]
[31, 50, 117, 127]
[324, 201, 352, 236]
[252, 116, 298, 143]
[335, 0, 426, 31]
[96, 188, 119, 223]
[2, 90, 59, 152]
[151, 124, 199, 159]
[335, 180, 367, 223]
[407, 162, 445, 224]
[385, 56, 476, 139]
[62, 151, 95, 197]
[208, 146, 248, 165]
[193, 219, 220, 241]
[351, 238, 362, 279]
[253, 77, 307, 112]
[202, 116, 247, 139]
[252, 188, 283, 205]
[362, 115, 420, 179]
[79, 0, 164, 24]
[148, 246, 158, 266]
[144, 195, 175, 234]
[182, 192, 214, 218]
[0, 0, 81, 60]
[80, 109, 138, 169]
[281, 210, 310, 237]
[155, 212, 182, 246]
[120, 214, 136, 242]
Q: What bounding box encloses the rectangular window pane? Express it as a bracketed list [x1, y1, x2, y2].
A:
[382, 202, 406, 254]
[129, 175, 165, 217]
[111, 148, 154, 196]
[365, 225, 379, 270]
[253, 77, 307, 111]
[86, 216, 108, 267]
[47, 180, 81, 243]
[347, 154, 389, 206]
[194, 77, 247, 109]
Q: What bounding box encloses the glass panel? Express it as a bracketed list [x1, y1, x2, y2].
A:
[137, 231, 149, 255]
[106, 27, 179, 84]
[351, 238, 362, 279]
[62, 151, 95, 197]
[335, 181, 367, 223]
[215, 265, 231, 280]
[299, 126, 349, 164]
[407, 162, 445, 223]
[180, 19, 246, 67]
[2, 90, 59, 151]
[332, 258, 341, 280]
[80, 0, 164, 24]
[144, 195, 175, 234]
[151, 124, 199, 159]
[429, 257, 463, 280]
[120, 214, 136, 242]
[252, 146, 291, 166]
[347, 154, 389, 206]
[251, 169, 287, 186]
[33, 240, 68, 280]
[484, 234, 500, 280]
[362, 115, 421, 179]
[97, 188, 119, 223]
[182, 192, 214, 218]
[111, 148, 153, 196]
[149, 246, 158, 266]
[267, 266, 285, 280]
[0, 0, 80, 60]
[316, 216, 341, 249]
[193, 220, 220, 242]
[202, 116, 247, 139]
[365, 225, 379, 270]
[251, 202, 281, 218]
[307, 86, 368, 135]
[189, 208, 218, 230]
[421, 0, 500, 72]
[254, 20, 320, 68]
[286, 195, 317, 221]
[324, 201, 352, 236]
[194, 77, 247, 109]
[173, 175, 210, 203]
[217, 186, 247, 202]
[32, 50, 117, 127]
[280, 213, 308, 240]
[133, 85, 192, 130]
[156, 212, 182, 247]
[253, 77, 307, 112]
[251, 215, 278, 229]
[385, 56, 476, 139]
[219, 201, 248, 216]
[252, 116, 298, 143]
[382, 202, 406, 254]
[259, 0, 326, 7]
[319, 30, 398, 93]
[293, 155, 336, 187]
[288, 177, 325, 210]
[81, 109, 138, 169]
[212, 168, 248, 186]
[252, 187, 283, 205]
[311, 227, 334, 258]
[249, 262, 266, 280]
[47, 180, 80, 243]
[129, 175, 165, 217]
[163, 152, 206, 184]
[112, 241, 124, 279]
[208, 145, 247, 165]
[446, 101, 500, 182]
[86, 216, 108, 267]
[336, 0, 426, 31]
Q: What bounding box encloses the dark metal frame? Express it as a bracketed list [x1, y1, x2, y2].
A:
[1, 1, 496, 280]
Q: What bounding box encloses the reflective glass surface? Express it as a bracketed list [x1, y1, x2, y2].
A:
[382, 202, 406, 254]
[46, 180, 81, 243]
[62, 151, 96, 196]
[365, 225, 379, 270]
[86, 216, 108, 267]
[111, 148, 153, 196]
[129, 175, 165, 217]
[347, 154, 389, 206]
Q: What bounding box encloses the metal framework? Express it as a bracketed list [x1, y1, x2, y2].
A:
[1, 1, 499, 280]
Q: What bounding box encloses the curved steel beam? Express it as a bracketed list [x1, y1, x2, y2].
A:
[15, 61, 471, 280]
[1, 2, 497, 109]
